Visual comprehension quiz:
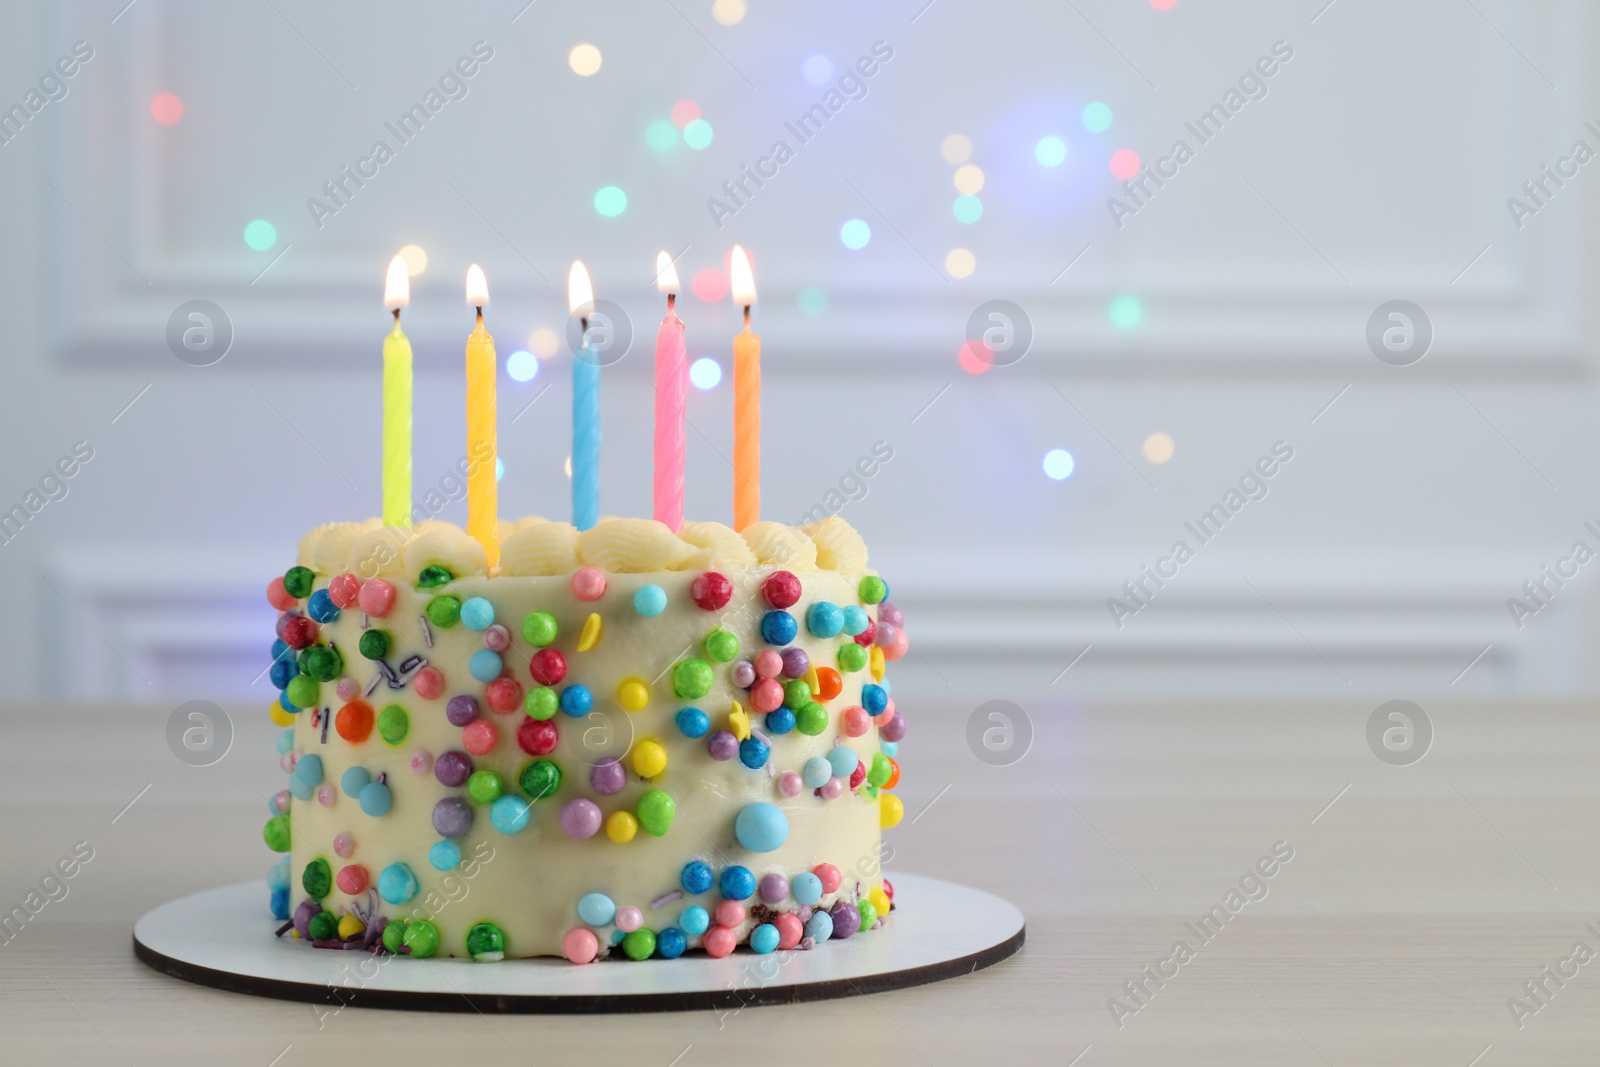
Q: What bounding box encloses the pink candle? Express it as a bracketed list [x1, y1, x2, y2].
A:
[653, 252, 687, 532]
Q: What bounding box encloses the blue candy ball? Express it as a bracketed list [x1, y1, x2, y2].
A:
[739, 736, 770, 770]
[429, 839, 462, 871]
[761, 610, 798, 646]
[307, 588, 340, 623]
[490, 795, 531, 834]
[266, 857, 290, 890]
[460, 596, 495, 631]
[277, 690, 296, 713]
[340, 766, 371, 798]
[807, 601, 844, 638]
[288, 776, 314, 801]
[842, 605, 870, 636]
[880, 678, 891, 696]
[677, 707, 710, 738]
[610, 928, 626, 946]
[802, 756, 833, 789]
[377, 862, 418, 904]
[269, 657, 298, 690]
[359, 781, 392, 816]
[805, 909, 834, 944]
[734, 802, 789, 853]
[269, 885, 290, 920]
[749, 923, 780, 954]
[827, 745, 858, 780]
[720, 865, 755, 901]
[791, 871, 823, 906]
[634, 584, 668, 616]
[560, 684, 593, 718]
[468, 649, 504, 683]
[272, 638, 289, 661]
[861, 684, 888, 716]
[293, 753, 323, 785]
[681, 860, 714, 895]
[880, 740, 899, 758]
[656, 926, 687, 959]
[276, 728, 295, 755]
[679, 905, 710, 936]
[578, 892, 616, 926]
[764, 706, 795, 735]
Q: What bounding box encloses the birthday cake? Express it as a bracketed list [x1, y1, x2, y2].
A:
[261, 513, 910, 962]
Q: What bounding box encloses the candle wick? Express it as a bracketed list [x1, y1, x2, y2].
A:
[580, 317, 588, 333]
[667, 292, 676, 310]
[392, 308, 401, 323]
[743, 304, 751, 326]
[475, 307, 483, 325]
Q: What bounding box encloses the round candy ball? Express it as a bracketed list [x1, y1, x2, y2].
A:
[779, 770, 803, 796]
[759, 872, 790, 903]
[307, 588, 340, 624]
[738, 736, 770, 770]
[521, 758, 563, 801]
[467, 770, 504, 805]
[749, 678, 784, 714]
[559, 684, 593, 718]
[719, 865, 755, 901]
[679, 905, 710, 936]
[340, 766, 371, 798]
[827, 745, 860, 780]
[356, 630, 391, 663]
[584, 756, 623, 797]
[632, 739, 668, 779]
[868, 752, 892, 788]
[329, 572, 364, 609]
[282, 566, 315, 599]
[704, 628, 740, 663]
[880, 792, 905, 829]
[413, 666, 445, 700]
[357, 578, 397, 617]
[858, 899, 879, 931]
[468, 649, 504, 684]
[335, 700, 373, 743]
[682, 860, 714, 895]
[633, 584, 668, 616]
[805, 909, 834, 944]
[676, 707, 710, 738]
[780, 647, 810, 679]
[560, 798, 602, 839]
[731, 659, 757, 688]
[293, 752, 324, 786]
[483, 623, 512, 651]
[706, 730, 738, 761]
[691, 571, 732, 611]
[830, 898, 861, 939]
[753, 650, 784, 679]
[762, 570, 802, 608]
[815, 864, 843, 894]
[841, 604, 870, 636]
[703, 926, 736, 958]
[269, 656, 298, 690]
[782, 679, 811, 710]
[359, 781, 392, 816]
[429, 840, 462, 871]
[563, 927, 600, 964]
[446, 695, 480, 727]
[402, 919, 440, 958]
[671, 658, 714, 700]
[377, 863, 418, 905]
[571, 566, 607, 601]
[807, 601, 844, 638]
[841, 705, 870, 737]
[460, 596, 495, 631]
[616, 677, 650, 712]
[795, 702, 829, 737]
[636, 789, 676, 837]
[749, 924, 780, 954]
[760, 610, 797, 646]
[820, 777, 844, 800]
[308, 910, 339, 941]
[434, 749, 473, 788]
[484, 677, 522, 713]
[284, 674, 319, 710]
[766, 706, 796, 735]
[426, 595, 461, 629]
[521, 611, 558, 647]
[432, 797, 473, 838]
[381, 918, 408, 953]
[578, 892, 616, 926]
[791, 871, 823, 906]
[525, 686, 558, 720]
[714, 900, 745, 928]
[335, 864, 368, 895]
[466, 922, 507, 961]
[332, 831, 354, 858]
[516, 716, 559, 756]
[734, 802, 789, 852]
[837, 643, 869, 674]
[775, 912, 804, 949]
[616, 905, 643, 933]
[490, 795, 532, 834]
[656, 926, 687, 959]
[622, 927, 656, 961]
[461, 720, 498, 756]
[267, 576, 297, 611]
[861, 684, 888, 716]
[802, 756, 833, 790]
[880, 710, 908, 743]
[529, 649, 567, 686]
[879, 601, 904, 628]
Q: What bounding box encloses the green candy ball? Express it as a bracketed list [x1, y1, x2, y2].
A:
[525, 686, 559, 720]
[466, 922, 507, 962]
[284, 675, 320, 710]
[795, 702, 829, 736]
[867, 752, 892, 788]
[426, 595, 462, 628]
[858, 899, 879, 930]
[358, 629, 391, 661]
[703, 628, 739, 664]
[403, 919, 441, 958]
[381, 918, 408, 953]
[672, 659, 714, 700]
[622, 927, 657, 961]
[416, 565, 454, 589]
[263, 814, 291, 852]
[299, 645, 343, 682]
[837, 643, 868, 674]
[283, 566, 315, 600]
[857, 575, 887, 605]
[521, 611, 558, 647]
[519, 759, 562, 802]
[468, 770, 504, 805]
[377, 704, 409, 745]
[782, 678, 812, 710]
[636, 789, 676, 837]
[301, 857, 332, 900]
[308, 910, 340, 941]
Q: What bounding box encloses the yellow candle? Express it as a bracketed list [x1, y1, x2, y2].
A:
[731, 246, 760, 531]
[382, 255, 412, 528]
[464, 264, 498, 569]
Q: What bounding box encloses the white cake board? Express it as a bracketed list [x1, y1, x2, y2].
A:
[133, 873, 1024, 1013]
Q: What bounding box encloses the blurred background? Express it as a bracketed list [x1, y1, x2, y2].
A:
[1, 0, 1595, 709]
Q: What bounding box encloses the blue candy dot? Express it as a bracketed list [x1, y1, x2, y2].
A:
[269, 885, 289, 920]
[610, 928, 626, 945]
[720, 865, 755, 901]
[293, 753, 323, 785]
[764, 706, 795, 735]
[861, 684, 888, 716]
[749, 923, 780, 954]
[679, 905, 710, 935]
[739, 736, 770, 770]
[340, 766, 371, 798]
[560, 684, 593, 718]
[276, 728, 295, 755]
[827, 745, 858, 780]
[881, 740, 899, 758]
[288, 776, 313, 801]
[277, 690, 296, 713]
[307, 588, 340, 623]
[681, 860, 714, 895]
[761, 610, 798, 646]
[734, 802, 790, 853]
[805, 909, 834, 943]
[634, 584, 668, 616]
[490, 795, 531, 834]
[359, 781, 392, 816]
[272, 638, 289, 660]
[676, 707, 710, 738]
[460, 596, 495, 631]
[656, 926, 687, 959]
[578, 892, 616, 926]
[469, 649, 504, 683]
[807, 601, 844, 638]
[802, 756, 832, 789]
[266, 858, 290, 890]
[791, 871, 823, 906]
[377, 862, 418, 904]
[429, 839, 462, 871]
[842, 605, 870, 636]
[269, 657, 298, 690]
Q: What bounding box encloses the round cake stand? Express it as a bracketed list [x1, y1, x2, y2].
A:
[133, 873, 1024, 1014]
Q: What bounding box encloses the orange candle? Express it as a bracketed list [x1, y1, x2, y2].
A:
[730, 246, 759, 532]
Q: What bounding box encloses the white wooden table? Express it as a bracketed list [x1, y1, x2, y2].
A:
[3, 698, 1597, 1065]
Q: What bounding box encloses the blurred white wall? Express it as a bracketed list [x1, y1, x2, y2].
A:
[1, 0, 1597, 707]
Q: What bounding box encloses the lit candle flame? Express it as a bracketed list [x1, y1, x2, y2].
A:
[385, 255, 410, 310]
[655, 251, 679, 294]
[465, 263, 489, 307]
[730, 245, 756, 306]
[568, 260, 594, 315]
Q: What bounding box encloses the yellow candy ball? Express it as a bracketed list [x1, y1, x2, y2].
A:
[617, 677, 650, 712]
[632, 739, 668, 778]
[606, 810, 639, 843]
[879, 792, 904, 830]
[337, 914, 366, 940]
[869, 885, 891, 916]
[269, 702, 296, 727]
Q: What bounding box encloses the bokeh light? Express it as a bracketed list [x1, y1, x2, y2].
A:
[691, 268, 728, 302]
[958, 340, 992, 375]
[797, 287, 827, 316]
[398, 244, 428, 275]
[1082, 102, 1113, 132]
[528, 327, 560, 357]
[803, 55, 834, 85]
[683, 118, 714, 149]
[564, 456, 572, 478]
[690, 357, 723, 389]
[671, 100, 701, 129]
[568, 43, 602, 76]
[149, 93, 183, 125]
[945, 248, 976, 278]
[711, 0, 747, 25]
[1150, 0, 1178, 9]
[496, 457, 505, 482]
[1035, 136, 1068, 167]
[646, 120, 679, 152]
[593, 185, 628, 217]
[941, 134, 972, 164]
[1043, 449, 1076, 481]
[507, 350, 540, 383]
[1142, 432, 1175, 464]
[243, 220, 276, 251]
[839, 218, 872, 250]
[954, 164, 985, 194]
[1109, 149, 1141, 180]
[1109, 295, 1143, 330]
[952, 195, 983, 224]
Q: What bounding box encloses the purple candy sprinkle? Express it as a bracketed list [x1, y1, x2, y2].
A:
[421, 614, 434, 648]
[434, 749, 473, 788]
[432, 796, 474, 838]
[780, 647, 809, 679]
[589, 757, 626, 796]
[706, 730, 738, 761]
[445, 695, 480, 727]
[651, 890, 683, 910]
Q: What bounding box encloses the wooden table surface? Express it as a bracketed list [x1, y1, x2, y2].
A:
[4, 698, 1599, 1065]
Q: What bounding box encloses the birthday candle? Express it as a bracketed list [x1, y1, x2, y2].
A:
[464, 264, 498, 568]
[653, 252, 686, 532]
[569, 261, 601, 532]
[730, 246, 760, 532]
[382, 255, 413, 528]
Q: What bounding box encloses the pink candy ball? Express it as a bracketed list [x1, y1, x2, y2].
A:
[616, 906, 643, 933]
[335, 677, 360, 703]
[814, 863, 842, 894]
[563, 927, 600, 964]
[874, 622, 899, 648]
[462, 720, 498, 755]
[883, 629, 910, 663]
[483, 623, 511, 652]
[749, 678, 784, 714]
[821, 777, 844, 800]
[279, 752, 295, 774]
[560, 798, 602, 839]
[357, 578, 396, 617]
[731, 660, 756, 689]
[703, 926, 737, 958]
[335, 864, 368, 895]
[778, 771, 803, 797]
[754, 650, 784, 679]
[715, 900, 745, 928]
[271, 789, 291, 814]
[571, 567, 607, 601]
[774, 913, 804, 949]
[267, 576, 297, 612]
[327, 573, 362, 609]
[410, 749, 433, 775]
[840, 706, 870, 738]
[333, 832, 354, 859]
[317, 784, 336, 807]
[413, 666, 444, 700]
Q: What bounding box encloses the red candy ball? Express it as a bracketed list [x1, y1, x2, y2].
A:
[327, 573, 362, 609]
[281, 615, 319, 650]
[853, 617, 877, 647]
[335, 864, 369, 895]
[774, 912, 804, 949]
[849, 758, 867, 790]
[840, 705, 870, 738]
[462, 720, 498, 755]
[357, 578, 397, 618]
[528, 649, 568, 687]
[883, 878, 894, 903]
[814, 863, 842, 895]
[517, 715, 559, 756]
[691, 571, 732, 611]
[485, 677, 523, 713]
[267, 576, 297, 611]
[761, 570, 801, 609]
[749, 678, 784, 714]
[703, 926, 736, 958]
[413, 666, 444, 700]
